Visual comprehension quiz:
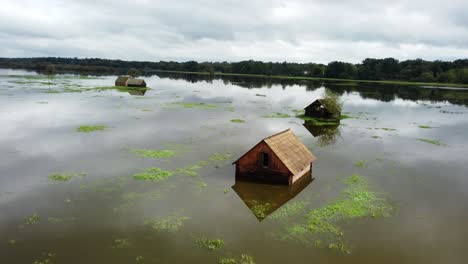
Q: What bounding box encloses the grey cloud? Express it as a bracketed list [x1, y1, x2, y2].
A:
[1, 0, 468, 62]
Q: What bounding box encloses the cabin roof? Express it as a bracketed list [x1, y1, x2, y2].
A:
[115, 76, 129, 83]
[127, 78, 146, 85]
[233, 129, 316, 175]
[304, 99, 325, 110]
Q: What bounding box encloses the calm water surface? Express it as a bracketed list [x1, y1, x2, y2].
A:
[1, 69, 468, 263]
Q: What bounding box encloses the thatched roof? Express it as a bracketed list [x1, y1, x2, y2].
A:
[234, 129, 316, 175]
[127, 78, 146, 86]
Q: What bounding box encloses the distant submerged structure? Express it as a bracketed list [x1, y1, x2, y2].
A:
[233, 129, 316, 185]
[115, 76, 147, 88]
[304, 99, 340, 120]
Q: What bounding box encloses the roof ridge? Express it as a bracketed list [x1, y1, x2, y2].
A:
[262, 128, 291, 141]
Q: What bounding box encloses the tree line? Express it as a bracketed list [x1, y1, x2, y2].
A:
[1, 57, 467, 84]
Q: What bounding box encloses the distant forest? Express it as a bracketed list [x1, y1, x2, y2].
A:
[1, 57, 468, 84]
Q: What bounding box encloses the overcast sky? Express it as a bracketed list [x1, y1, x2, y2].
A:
[1, 0, 468, 63]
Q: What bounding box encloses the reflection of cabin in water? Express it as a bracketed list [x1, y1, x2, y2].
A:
[304, 99, 340, 120]
[303, 120, 339, 137]
[232, 174, 312, 221]
[128, 89, 147, 96]
[115, 76, 147, 87]
[233, 129, 316, 185]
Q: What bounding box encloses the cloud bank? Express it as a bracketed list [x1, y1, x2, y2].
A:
[1, 0, 468, 63]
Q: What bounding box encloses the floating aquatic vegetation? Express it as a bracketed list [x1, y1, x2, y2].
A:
[166, 102, 217, 109]
[270, 201, 308, 221]
[354, 160, 367, 168]
[33, 252, 56, 264]
[247, 200, 272, 219]
[48, 172, 87, 182]
[418, 138, 447, 146]
[195, 238, 224, 251]
[197, 181, 208, 188]
[136, 256, 144, 263]
[371, 136, 382, 139]
[224, 189, 230, 194]
[230, 119, 245, 123]
[47, 217, 76, 224]
[209, 152, 232, 161]
[219, 254, 255, 264]
[255, 94, 267, 97]
[145, 215, 189, 232]
[133, 167, 174, 181]
[111, 238, 131, 249]
[174, 165, 202, 177]
[140, 108, 152, 112]
[224, 106, 236, 112]
[262, 112, 290, 118]
[277, 174, 392, 253]
[131, 149, 175, 158]
[418, 125, 433, 129]
[114, 190, 162, 213]
[24, 213, 40, 225]
[76, 125, 107, 132]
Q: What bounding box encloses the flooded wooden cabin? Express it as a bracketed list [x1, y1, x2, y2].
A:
[232, 174, 312, 221]
[304, 99, 340, 120]
[115, 76, 130, 86]
[233, 129, 316, 185]
[115, 76, 147, 88]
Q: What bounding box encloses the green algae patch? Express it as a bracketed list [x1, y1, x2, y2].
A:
[371, 136, 382, 139]
[145, 215, 189, 232]
[166, 102, 217, 109]
[195, 238, 224, 251]
[24, 214, 40, 225]
[47, 217, 76, 224]
[354, 160, 367, 168]
[111, 238, 131, 249]
[418, 125, 434, 129]
[174, 165, 202, 177]
[76, 125, 107, 133]
[114, 190, 162, 213]
[270, 201, 308, 221]
[418, 138, 447, 146]
[197, 181, 208, 188]
[247, 200, 272, 219]
[133, 167, 174, 181]
[278, 174, 392, 253]
[33, 252, 56, 264]
[262, 112, 290, 118]
[48, 172, 87, 182]
[219, 254, 255, 264]
[230, 119, 245, 123]
[209, 152, 232, 161]
[131, 149, 175, 158]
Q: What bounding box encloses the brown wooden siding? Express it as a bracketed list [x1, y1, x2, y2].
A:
[236, 141, 291, 183]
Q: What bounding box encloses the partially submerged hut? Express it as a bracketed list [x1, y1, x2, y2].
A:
[127, 78, 147, 88]
[114, 76, 147, 88]
[232, 174, 312, 221]
[115, 76, 129, 86]
[304, 99, 340, 120]
[233, 129, 316, 185]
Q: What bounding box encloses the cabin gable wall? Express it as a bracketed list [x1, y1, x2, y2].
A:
[236, 141, 291, 183]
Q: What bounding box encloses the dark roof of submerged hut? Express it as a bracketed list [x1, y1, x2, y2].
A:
[233, 129, 316, 175]
[127, 78, 146, 86]
[115, 76, 129, 84]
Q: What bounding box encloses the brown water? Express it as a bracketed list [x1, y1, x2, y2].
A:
[1, 69, 468, 263]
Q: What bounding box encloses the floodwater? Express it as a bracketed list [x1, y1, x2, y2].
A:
[1, 69, 468, 263]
